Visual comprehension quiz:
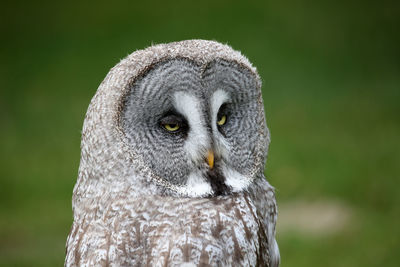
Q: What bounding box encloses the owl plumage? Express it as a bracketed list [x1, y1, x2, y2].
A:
[65, 40, 279, 266]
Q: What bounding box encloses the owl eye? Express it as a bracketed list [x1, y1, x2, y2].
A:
[217, 103, 229, 127]
[159, 112, 187, 134]
[217, 115, 227, 126]
[163, 123, 180, 132]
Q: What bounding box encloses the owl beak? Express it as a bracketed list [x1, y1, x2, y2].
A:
[206, 150, 214, 169]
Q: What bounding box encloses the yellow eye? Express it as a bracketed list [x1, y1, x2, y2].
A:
[217, 115, 227, 126]
[164, 123, 180, 132]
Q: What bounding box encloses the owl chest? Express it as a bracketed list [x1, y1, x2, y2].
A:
[66, 197, 270, 266]
[119, 197, 269, 266]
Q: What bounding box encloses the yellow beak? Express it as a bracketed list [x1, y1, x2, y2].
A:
[207, 150, 214, 169]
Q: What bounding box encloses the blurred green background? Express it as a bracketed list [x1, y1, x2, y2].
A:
[1, 0, 399, 266]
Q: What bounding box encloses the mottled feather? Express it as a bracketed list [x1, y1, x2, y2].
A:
[65, 40, 279, 267]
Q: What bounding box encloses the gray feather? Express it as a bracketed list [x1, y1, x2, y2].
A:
[65, 40, 279, 267]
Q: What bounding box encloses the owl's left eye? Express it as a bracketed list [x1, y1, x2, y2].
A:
[217, 115, 227, 126]
[217, 103, 229, 127]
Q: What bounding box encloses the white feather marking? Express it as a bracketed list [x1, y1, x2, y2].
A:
[210, 90, 231, 159]
[222, 166, 251, 192]
[180, 171, 212, 197]
[210, 89, 230, 130]
[173, 92, 209, 164]
[271, 238, 280, 267]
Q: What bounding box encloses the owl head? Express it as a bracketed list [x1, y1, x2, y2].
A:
[74, 40, 270, 203]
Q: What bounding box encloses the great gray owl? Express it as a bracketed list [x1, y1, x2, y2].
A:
[65, 40, 279, 267]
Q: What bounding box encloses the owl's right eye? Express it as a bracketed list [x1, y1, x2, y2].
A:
[159, 112, 187, 134]
[163, 123, 180, 132]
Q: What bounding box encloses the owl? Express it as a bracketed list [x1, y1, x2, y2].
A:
[65, 40, 279, 267]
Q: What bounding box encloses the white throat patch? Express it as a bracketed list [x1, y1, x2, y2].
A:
[179, 171, 212, 197]
[222, 165, 252, 192]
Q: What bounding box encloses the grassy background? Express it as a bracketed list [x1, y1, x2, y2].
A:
[1, 0, 399, 266]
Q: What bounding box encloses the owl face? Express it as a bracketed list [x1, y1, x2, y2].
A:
[121, 58, 267, 197]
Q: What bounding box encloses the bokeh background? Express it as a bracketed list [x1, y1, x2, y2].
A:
[1, 0, 399, 266]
